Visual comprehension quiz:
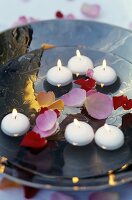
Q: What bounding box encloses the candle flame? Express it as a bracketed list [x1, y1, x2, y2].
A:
[76, 73, 80, 77]
[76, 50, 81, 59]
[12, 109, 17, 119]
[72, 177, 79, 183]
[101, 83, 104, 88]
[104, 124, 111, 132]
[102, 59, 107, 70]
[74, 119, 80, 128]
[57, 83, 61, 87]
[57, 59, 62, 71]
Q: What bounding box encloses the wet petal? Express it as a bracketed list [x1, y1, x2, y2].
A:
[61, 88, 86, 107]
[0, 178, 20, 189]
[86, 68, 94, 78]
[65, 14, 76, 19]
[20, 131, 47, 149]
[36, 110, 57, 131]
[55, 11, 64, 18]
[81, 3, 101, 19]
[113, 95, 128, 110]
[86, 89, 97, 96]
[37, 91, 55, 107]
[85, 92, 113, 119]
[48, 99, 64, 110]
[89, 192, 119, 200]
[51, 192, 74, 200]
[33, 123, 59, 138]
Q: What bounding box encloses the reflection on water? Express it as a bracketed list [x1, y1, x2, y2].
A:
[63, 142, 131, 178]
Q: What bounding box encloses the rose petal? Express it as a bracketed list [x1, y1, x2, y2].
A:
[123, 99, 132, 110]
[24, 186, 39, 199]
[56, 11, 64, 18]
[81, 3, 101, 19]
[0, 178, 20, 189]
[48, 99, 64, 110]
[61, 88, 86, 107]
[36, 110, 57, 131]
[41, 43, 56, 50]
[74, 78, 87, 86]
[75, 78, 96, 91]
[89, 192, 119, 200]
[85, 92, 113, 119]
[20, 131, 47, 149]
[65, 14, 76, 19]
[37, 91, 55, 107]
[33, 123, 59, 138]
[51, 192, 74, 200]
[113, 95, 128, 110]
[86, 69, 94, 78]
[13, 16, 38, 27]
[86, 89, 97, 97]
[39, 107, 48, 114]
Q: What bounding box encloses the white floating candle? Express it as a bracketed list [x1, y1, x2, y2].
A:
[93, 60, 117, 86]
[65, 119, 94, 146]
[95, 124, 124, 150]
[68, 50, 94, 76]
[1, 109, 30, 137]
[46, 59, 73, 87]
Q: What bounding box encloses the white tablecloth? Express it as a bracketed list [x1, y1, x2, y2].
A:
[0, 0, 132, 199]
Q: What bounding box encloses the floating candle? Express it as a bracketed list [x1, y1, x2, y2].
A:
[93, 60, 117, 86]
[65, 119, 94, 146]
[95, 124, 124, 150]
[68, 50, 94, 76]
[46, 59, 73, 86]
[1, 109, 30, 137]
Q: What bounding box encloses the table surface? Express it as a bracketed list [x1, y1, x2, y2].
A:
[0, 0, 132, 199]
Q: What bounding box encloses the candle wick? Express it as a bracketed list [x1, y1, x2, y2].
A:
[15, 115, 17, 119]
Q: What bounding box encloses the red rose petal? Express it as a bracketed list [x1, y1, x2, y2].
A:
[20, 131, 47, 149]
[74, 78, 87, 86]
[113, 95, 128, 110]
[24, 186, 39, 199]
[54, 109, 60, 118]
[56, 11, 64, 18]
[123, 99, 132, 110]
[39, 107, 48, 114]
[75, 78, 96, 91]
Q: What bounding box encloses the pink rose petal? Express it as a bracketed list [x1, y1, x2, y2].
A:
[51, 192, 74, 200]
[13, 16, 38, 27]
[85, 92, 113, 119]
[33, 123, 58, 138]
[36, 110, 57, 131]
[86, 89, 97, 97]
[86, 69, 94, 78]
[61, 88, 86, 107]
[65, 14, 76, 19]
[81, 3, 101, 19]
[89, 192, 119, 200]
